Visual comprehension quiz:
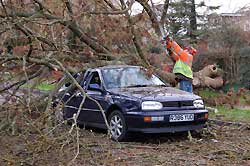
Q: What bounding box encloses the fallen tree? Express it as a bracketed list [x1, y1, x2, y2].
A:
[193, 64, 224, 89]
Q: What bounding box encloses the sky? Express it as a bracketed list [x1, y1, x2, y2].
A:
[131, 0, 250, 14]
[203, 0, 250, 13]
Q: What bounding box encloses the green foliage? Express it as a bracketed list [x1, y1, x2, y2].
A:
[205, 21, 249, 84]
[222, 83, 244, 92]
[209, 106, 250, 122]
[239, 47, 250, 88]
[168, 0, 193, 40]
[166, 0, 218, 44]
[209, 23, 246, 50]
[198, 89, 219, 98]
[22, 82, 55, 91]
[36, 82, 55, 91]
[199, 89, 250, 122]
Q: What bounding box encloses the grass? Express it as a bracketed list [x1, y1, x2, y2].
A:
[36, 82, 55, 91]
[198, 89, 219, 98]
[209, 106, 250, 122]
[199, 89, 250, 122]
[22, 81, 55, 91]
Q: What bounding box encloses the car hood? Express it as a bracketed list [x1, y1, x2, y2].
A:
[109, 86, 201, 101]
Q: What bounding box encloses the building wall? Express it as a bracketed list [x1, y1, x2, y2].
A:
[208, 13, 250, 32]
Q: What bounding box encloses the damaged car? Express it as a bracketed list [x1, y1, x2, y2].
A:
[57, 65, 208, 141]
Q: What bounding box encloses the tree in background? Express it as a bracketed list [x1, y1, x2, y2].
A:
[204, 13, 250, 88]
[239, 46, 250, 88]
[165, 0, 198, 44]
[163, 0, 219, 45]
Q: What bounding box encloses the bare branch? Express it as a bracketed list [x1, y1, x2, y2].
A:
[64, 0, 73, 15]
[0, 66, 43, 93]
[135, 0, 161, 36]
[61, 20, 110, 53]
[14, 24, 33, 58]
[103, 0, 117, 10]
[32, 0, 53, 14]
[89, 0, 134, 15]
[0, 55, 59, 70]
[4, 10, 110, 53]
[160, 0, 169, 24]
[0, 0, 8, 16]
[120, 0, 150, 67]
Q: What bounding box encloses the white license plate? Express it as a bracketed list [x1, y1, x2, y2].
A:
[169, 114, 194, 122]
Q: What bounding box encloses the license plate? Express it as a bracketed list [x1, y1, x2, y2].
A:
[169, 114, 194, 122]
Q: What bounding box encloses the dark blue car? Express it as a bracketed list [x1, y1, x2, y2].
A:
[58, 65, 208, 141]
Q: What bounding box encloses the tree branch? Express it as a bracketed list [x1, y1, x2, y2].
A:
[103, 0, 117, 10]
[0, 66, 43, 93]
[14, 24, 33, 58]
[3, 10, 110, 54]
[61, 20, 110, 54]
[135, 0, 161, 36]
[160, 0, 169, 24]
[0, 55, 59, 70]
[120, 0, 150, 67]
[64, 0, 73, 17]
[89, 0, 134, 15]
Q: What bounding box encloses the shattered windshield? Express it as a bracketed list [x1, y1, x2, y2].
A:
[102, 67, 166, 89]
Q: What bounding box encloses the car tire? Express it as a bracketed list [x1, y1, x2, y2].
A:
[108, 110, 128, 141]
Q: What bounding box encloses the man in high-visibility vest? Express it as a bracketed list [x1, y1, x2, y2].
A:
[165, 36, 197, 93]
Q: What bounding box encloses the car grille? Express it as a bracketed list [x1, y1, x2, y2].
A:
[162, 101, 193, 107]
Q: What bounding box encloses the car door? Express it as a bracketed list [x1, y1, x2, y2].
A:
[61, 71, 89, 123]
[83, 71, 109, 124]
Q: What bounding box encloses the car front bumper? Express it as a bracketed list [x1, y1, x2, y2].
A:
[125, 109, 208, 133]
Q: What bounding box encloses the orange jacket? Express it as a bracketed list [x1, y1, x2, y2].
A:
[166, 40, 194, 67]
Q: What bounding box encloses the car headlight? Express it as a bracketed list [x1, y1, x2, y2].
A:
[193, 99, 204, 108]
[141, 101, 163, 110]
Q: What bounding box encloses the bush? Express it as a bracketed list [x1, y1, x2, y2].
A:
[239, 47, 250, 88]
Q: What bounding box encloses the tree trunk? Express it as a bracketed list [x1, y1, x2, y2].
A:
[193, 64, 224, 88]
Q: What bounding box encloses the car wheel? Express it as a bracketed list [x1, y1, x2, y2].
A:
[108, 110, 128, 141]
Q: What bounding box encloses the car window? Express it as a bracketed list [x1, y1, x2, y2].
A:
[58, 71, 84, 92]
[87, 71, 101, 90]
[80, 70, 90, 88]
[102, 67, 165, 89]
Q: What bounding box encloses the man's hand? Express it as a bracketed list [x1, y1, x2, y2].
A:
[161, 36, 171, 46]
[163, 35, 172, 42]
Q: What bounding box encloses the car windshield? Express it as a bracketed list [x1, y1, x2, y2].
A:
[102, 67, 166, 89]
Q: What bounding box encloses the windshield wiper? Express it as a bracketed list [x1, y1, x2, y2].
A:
[124, 85, 149, 88]
[151, 84, 167, 87]
[124, 84, 168, 88]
